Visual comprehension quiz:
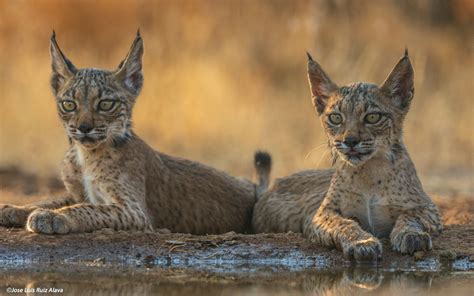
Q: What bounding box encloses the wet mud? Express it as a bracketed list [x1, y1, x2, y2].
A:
[0, 224, 472, 273]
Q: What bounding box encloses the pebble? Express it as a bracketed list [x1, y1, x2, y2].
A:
[440, 250, 457, 261]
[413, 251, 425, 261]
[93, 257, 106, 264]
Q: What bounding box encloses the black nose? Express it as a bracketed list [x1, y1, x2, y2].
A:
[343, 136, 360, 148]
[77, 123, 93, 134]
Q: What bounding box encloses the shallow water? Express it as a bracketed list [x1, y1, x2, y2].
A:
[1, 265, 473, 296]
[1, 227, 473, 295]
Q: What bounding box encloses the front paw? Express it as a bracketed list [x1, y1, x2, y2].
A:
[0, 205, 32, 227]
[26, 209, 71, 234]
[343, 237, 382, 262]
[391, 230, 432, 255]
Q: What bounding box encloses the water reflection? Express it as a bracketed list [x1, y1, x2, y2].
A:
[1, 267, 472, 296]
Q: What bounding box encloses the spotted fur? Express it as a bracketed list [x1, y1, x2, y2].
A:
[253, 51, 442, 261]
[0, 31, 264, 234]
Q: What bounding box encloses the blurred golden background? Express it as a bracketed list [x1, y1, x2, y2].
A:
[0, 0, 473, 199]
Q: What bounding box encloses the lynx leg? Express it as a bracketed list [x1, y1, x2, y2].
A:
[390, 204, 442, 254]
[0, 205, 32, 227]
[305, 210, 382, 262]
[0, 196, 76, 227]
[27, 203, 152, 234]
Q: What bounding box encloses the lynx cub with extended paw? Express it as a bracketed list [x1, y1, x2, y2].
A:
[0, 32, 271, 234]
[253, 51, 442, 261]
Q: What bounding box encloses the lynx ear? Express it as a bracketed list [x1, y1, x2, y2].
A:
[50, 31, 77, 95]
[380, 49, 414, 112]
[114, 30, 144, 96]
[307, 52, 338, 115]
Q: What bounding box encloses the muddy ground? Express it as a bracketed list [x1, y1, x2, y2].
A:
[0, 167, 473, 273]
[0, 223, 473, 272]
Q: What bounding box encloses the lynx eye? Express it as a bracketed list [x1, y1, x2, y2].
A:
[364, 113, 382, 124]
[328, 113, 343, 125]
[60, 100, 77, 112]
[98, 99, 116, 111]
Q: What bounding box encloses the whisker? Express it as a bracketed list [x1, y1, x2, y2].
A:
[314, 149, 331, 169]
[303, 142, 329, 163]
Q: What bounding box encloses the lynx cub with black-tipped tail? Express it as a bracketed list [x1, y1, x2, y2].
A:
[0, 32, 271, 234]
[253, 50, 442, 261]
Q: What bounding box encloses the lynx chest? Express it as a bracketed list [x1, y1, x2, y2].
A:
[340, 192, 397, 238]
[75, 148, 109, 205]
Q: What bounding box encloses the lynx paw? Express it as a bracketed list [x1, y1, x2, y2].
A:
[391, 230, 432, 254]
[26, 209, 71, 234]
[343, 237, 382, 262]
[0, 205, 32, 227]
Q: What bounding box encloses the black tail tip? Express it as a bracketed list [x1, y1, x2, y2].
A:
[254, 150, 272, 169]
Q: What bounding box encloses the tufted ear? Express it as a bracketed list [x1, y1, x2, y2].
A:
[380, 49, 414, 112]
[114, 30, 144, 96]
[307, 52, 338, 115]
[50, 31, 77, 95]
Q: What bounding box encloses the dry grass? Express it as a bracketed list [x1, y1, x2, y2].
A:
[0, 0, 472, 184]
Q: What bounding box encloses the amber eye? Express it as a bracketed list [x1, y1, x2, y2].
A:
[328, 113, 343, 125]
[364, 113, 382, 124]
[61, 100, 77, 112]
[98, 99, 116, 111]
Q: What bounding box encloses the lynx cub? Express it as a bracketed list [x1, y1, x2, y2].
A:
[253, 50, 442, 261]
[0, 31, 271, 234]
